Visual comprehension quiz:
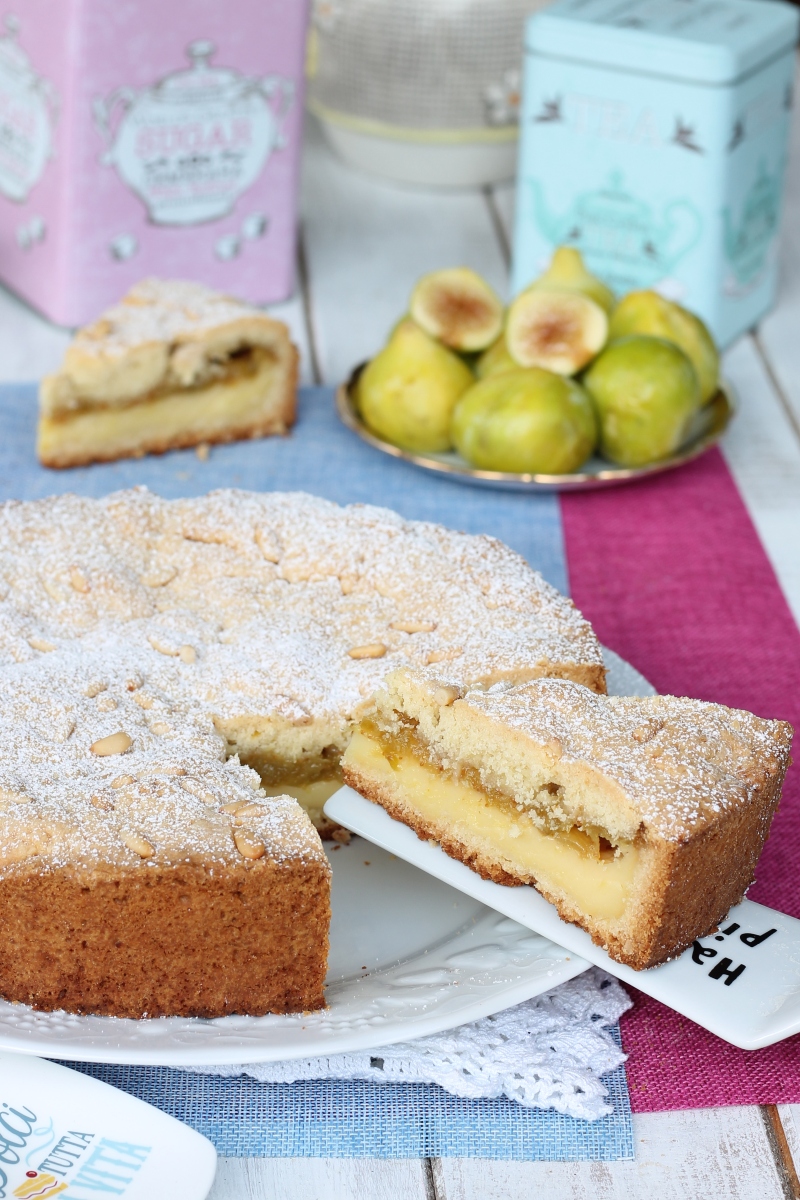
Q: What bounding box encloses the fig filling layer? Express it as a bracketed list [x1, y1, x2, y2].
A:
[344, 725, 641, 921]
[37, 351, 284, 462]
[52, 345, 278, 418]
[262, 778, 343, 828]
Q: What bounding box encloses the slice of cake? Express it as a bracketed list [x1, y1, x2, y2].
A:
[342, 669, 792, 969]
[0, 647, 330, 1018]
[38, 279, 298, 468]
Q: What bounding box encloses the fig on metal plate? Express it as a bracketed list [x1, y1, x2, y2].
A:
[609, 290, 719, 404]
[356, 319, 473, 453]
[506, 287, 608, 376]
[410, 267, 504, 352]
[476, 335, 518, 379]
[451, 367, 597, 474]
[582, 335, 700, 467]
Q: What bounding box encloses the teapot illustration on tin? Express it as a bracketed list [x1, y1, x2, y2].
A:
[94, 41, 294, 227]
[723, 160, 781, 289]
[530, 171, 702, 294]
[0, 14, 58, 203]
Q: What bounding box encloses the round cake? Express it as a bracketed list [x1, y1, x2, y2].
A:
[0, 488, 604, 1017]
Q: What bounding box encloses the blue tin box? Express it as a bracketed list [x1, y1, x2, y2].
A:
[512, 0, 799, 346]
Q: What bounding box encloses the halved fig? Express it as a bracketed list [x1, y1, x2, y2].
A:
[506, 288, 608, 375]
[410, 268, 504, 352]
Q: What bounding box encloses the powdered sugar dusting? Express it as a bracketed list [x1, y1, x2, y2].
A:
[74, 278, 275, 358]
[0, 638, 324, 877]
[458, 676, 793, 839]
[0, 489, 602, 876]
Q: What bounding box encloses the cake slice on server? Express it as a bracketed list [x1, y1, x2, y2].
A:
[342, 669, 792, 969]
[37, 279, 298, 467]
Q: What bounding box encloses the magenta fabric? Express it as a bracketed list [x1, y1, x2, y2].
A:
[560, 448, 800, 1112]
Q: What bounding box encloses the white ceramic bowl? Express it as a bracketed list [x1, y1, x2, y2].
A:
[307, 0, 549, 187]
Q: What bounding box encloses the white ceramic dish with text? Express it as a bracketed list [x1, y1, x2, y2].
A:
[326, 796, 800, 1050]
[0, 1053, 216, 1199]
[0, 649, 644, 1067]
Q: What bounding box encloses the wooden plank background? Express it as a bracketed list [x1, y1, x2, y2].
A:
[0, 99, 798, 1200]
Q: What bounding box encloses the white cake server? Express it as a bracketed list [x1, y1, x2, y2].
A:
[325, 786, 800, 1050]
[0, 1053, 216, 1200]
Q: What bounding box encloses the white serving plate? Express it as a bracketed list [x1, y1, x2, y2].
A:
[0, 649, 647, 1067]
[0, 844, 585, 1067]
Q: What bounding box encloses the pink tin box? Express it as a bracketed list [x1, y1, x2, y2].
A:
[0, 0, 309, 326]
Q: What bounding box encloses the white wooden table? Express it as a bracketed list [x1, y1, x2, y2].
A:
[3, 110, 800, 1200]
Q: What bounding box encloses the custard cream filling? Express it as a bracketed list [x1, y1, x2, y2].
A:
[344, 729, 640, 921]
[37, 356, 283, 460]
[262, 779, 343, 826]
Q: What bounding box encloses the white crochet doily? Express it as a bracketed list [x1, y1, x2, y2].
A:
[193, 969, 631, 1121]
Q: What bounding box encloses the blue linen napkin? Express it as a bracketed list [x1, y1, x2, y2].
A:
[0, 382, 632, 1159]
[0, 383, 568, 596]
[65, 1046, 634, 1160]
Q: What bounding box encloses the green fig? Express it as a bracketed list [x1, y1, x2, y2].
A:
[609, 291, 719, 403]
[527, 246, 615, 314]
[506, 287, 608, 376]
[356, 319, 474, 453]
[410, 267, 504, 352]
[476, 335, 518, 379]
[451, 368, 597, 474]
[582, 335, 700, 467]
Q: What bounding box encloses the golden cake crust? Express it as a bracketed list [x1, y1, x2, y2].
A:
[0, 646, 331, 1016]
[0, 858, 330, 1017]
[376, 671, 791, 842]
